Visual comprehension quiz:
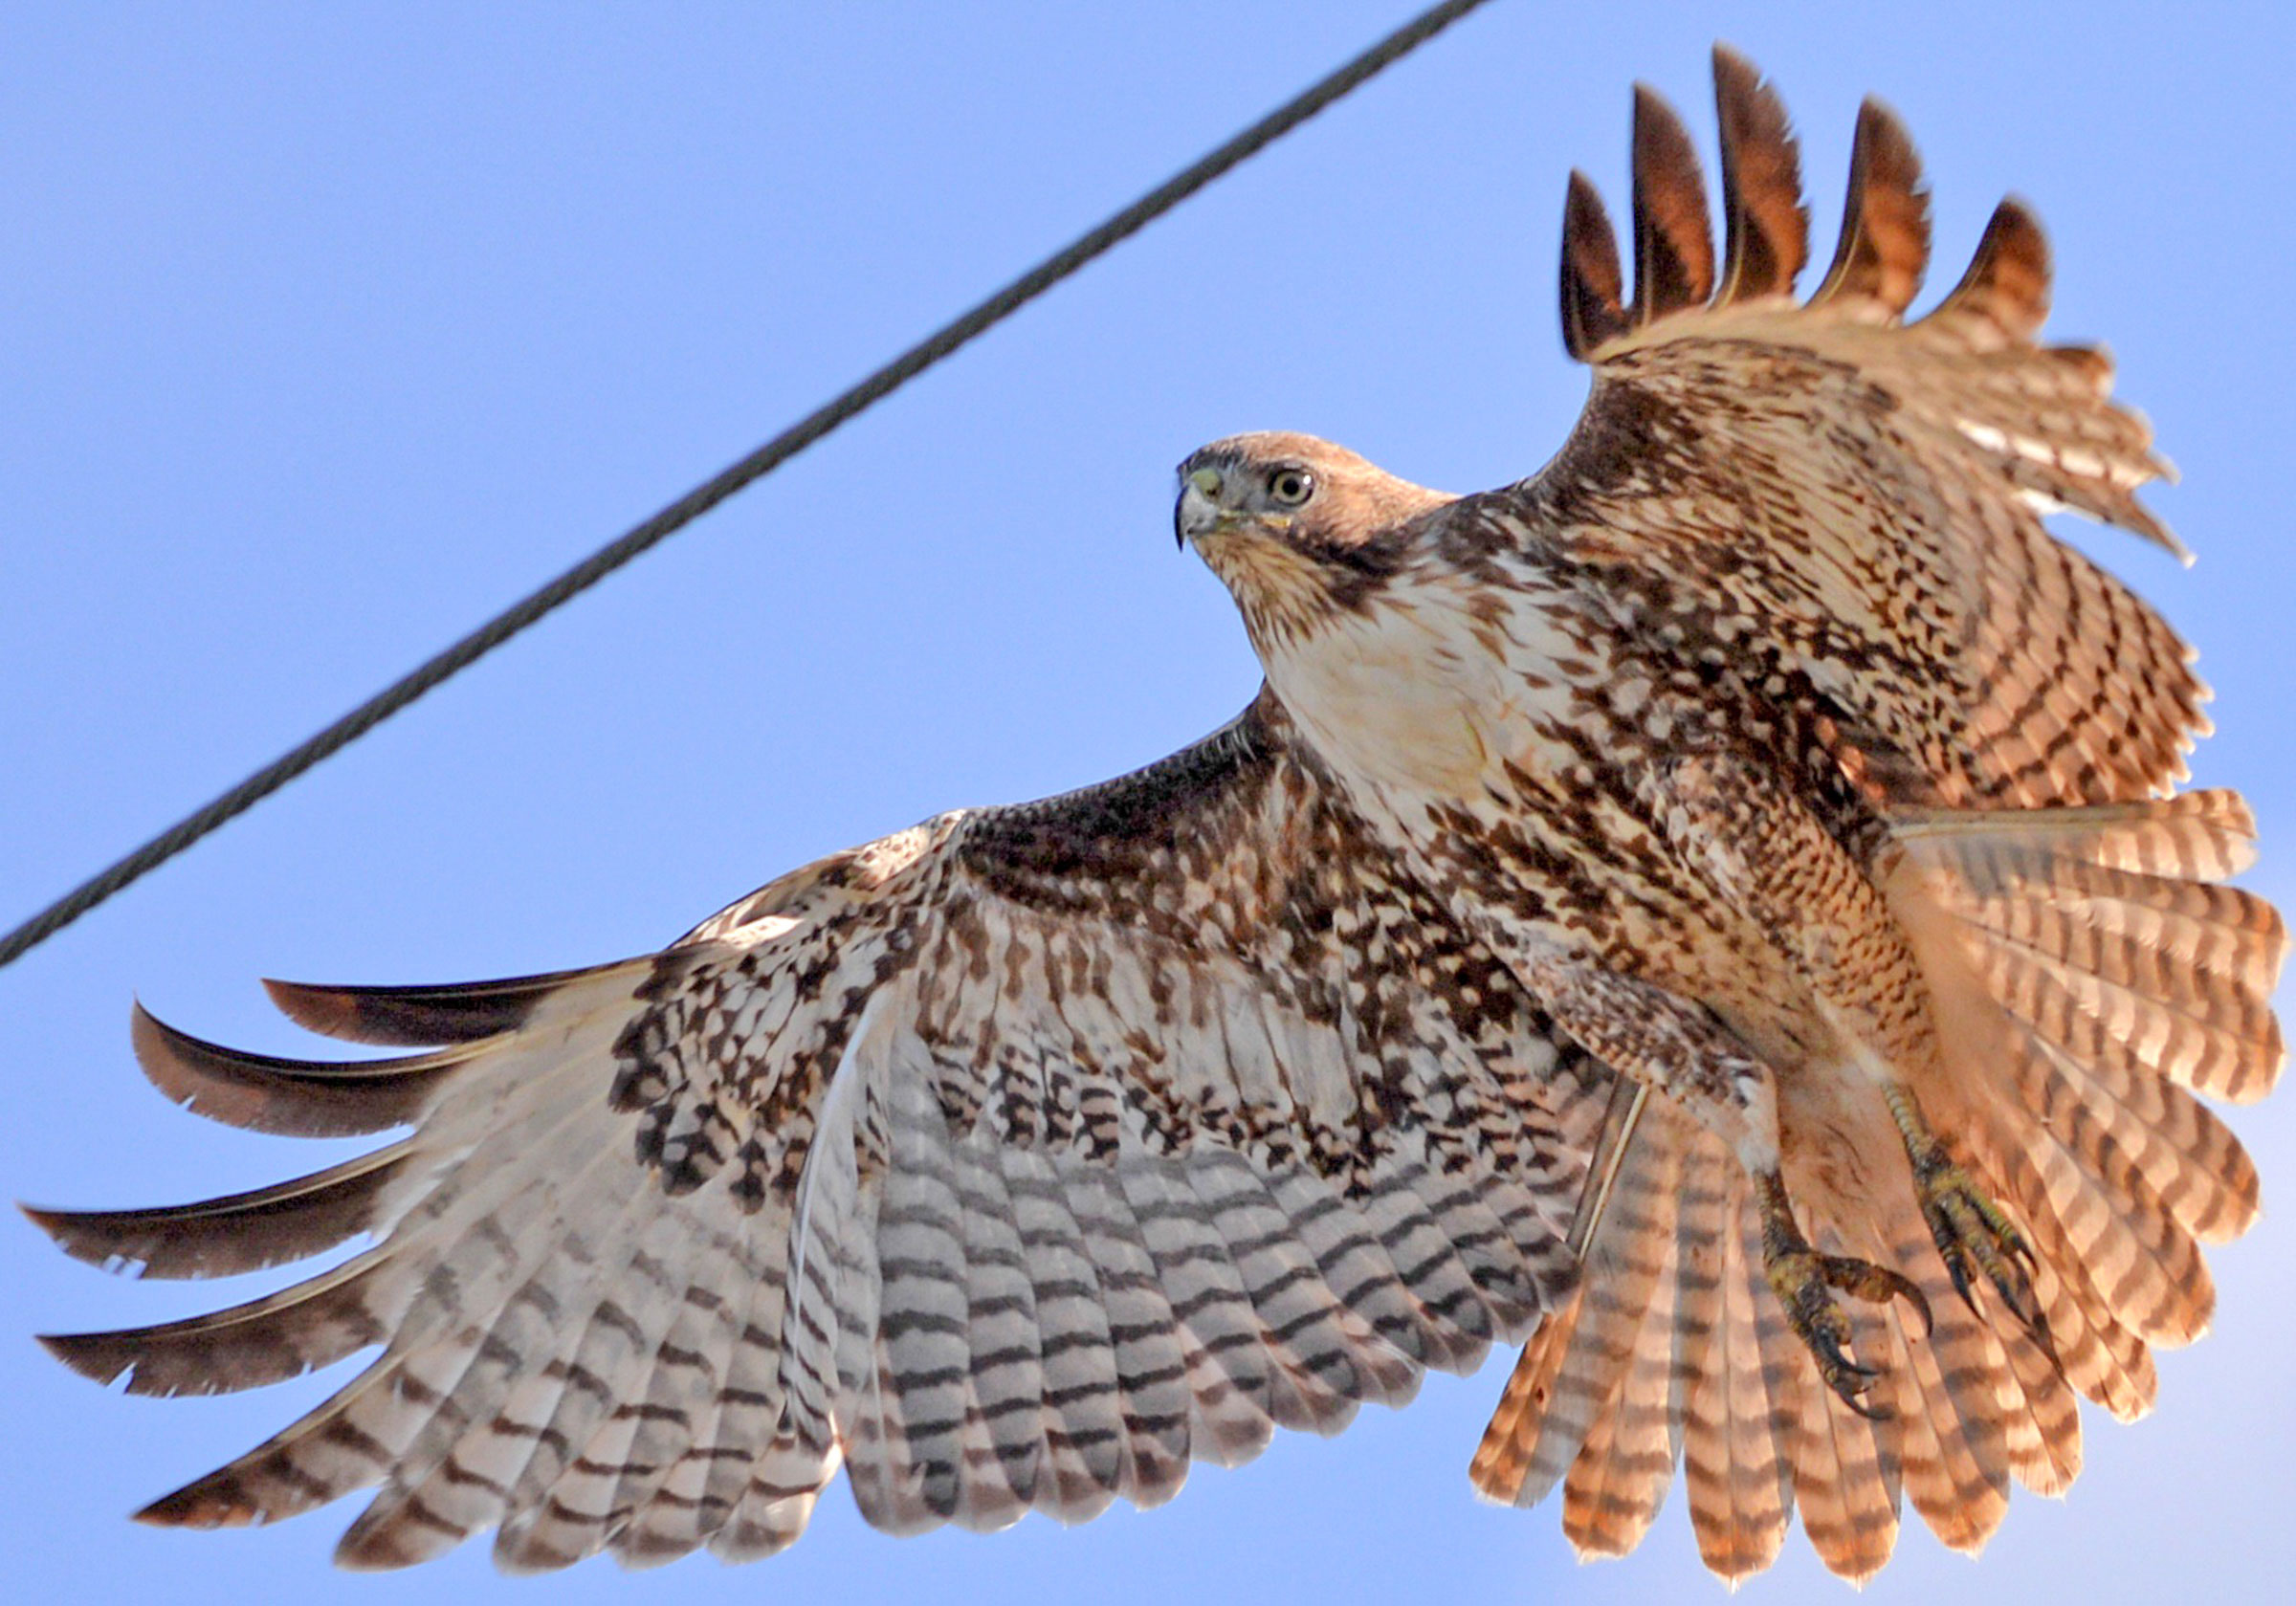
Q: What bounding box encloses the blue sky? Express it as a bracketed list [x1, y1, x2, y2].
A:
[4, 3, 2292, 1601]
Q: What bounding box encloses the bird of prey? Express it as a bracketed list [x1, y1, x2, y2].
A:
[30, 47, 2283, 1585]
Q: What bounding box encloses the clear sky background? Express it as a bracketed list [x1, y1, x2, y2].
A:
[5, 3, 2292, 1601]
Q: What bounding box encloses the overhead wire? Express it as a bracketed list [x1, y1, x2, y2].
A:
[0, 0, 1498, 972]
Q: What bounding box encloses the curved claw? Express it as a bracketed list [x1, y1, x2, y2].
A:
[1914, 1154, 2049, 1344]
[1804, 1321, 1893, 1419]
[1840, 1386, 1896, 1423]
[1755, 1169, 1926, 1416]
[1809, 1250, 1932, 1337]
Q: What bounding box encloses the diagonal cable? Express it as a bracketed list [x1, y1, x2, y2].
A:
[0, 0, 1497, 972]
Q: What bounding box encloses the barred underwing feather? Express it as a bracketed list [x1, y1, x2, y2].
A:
[607, 1157, 806, 1567]
[868, 1076, 974, 1527]
[1062, 1159, 1194, 1507]
[1355, 1154, 1500, 1367]
[332, 1146, 668, 1568]
[1116, 1161, 1280, 1468]
[711, 1433, 836, 1565]
[138, 1112, 641, 1533]
[1402, 1157, 1548, 1342]
[1262, 1167, 1430, 1374]
[600, 1216, 759, 1559]
[1185, 1152, 1360, 1437]
[604, 1229, 764, 1566]
[660, 1253, 795, 1552]
[945, 1128, 1045, 1527]
[1000, 1144, 1126, 1520]
[489, 1199, 722, 1569]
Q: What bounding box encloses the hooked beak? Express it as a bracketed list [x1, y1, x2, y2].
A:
[1175, 465, 1225, 550]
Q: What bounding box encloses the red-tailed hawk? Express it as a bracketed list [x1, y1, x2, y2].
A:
[31, 47, 2283, 1585]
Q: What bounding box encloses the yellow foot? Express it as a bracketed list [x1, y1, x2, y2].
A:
[1910, 1147, 2044, 1338]
[1755, 1172, 1928, 1419]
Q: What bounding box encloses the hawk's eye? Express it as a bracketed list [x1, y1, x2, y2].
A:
[1267, 467, 1314, 507]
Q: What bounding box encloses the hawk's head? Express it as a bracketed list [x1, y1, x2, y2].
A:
[1175, 431, 1451, 647]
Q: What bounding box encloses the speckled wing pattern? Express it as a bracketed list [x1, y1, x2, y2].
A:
[31, 692, 1603, 1571]
[1464, 48, 2266, 1582]
[1522, 48, 2200, 815]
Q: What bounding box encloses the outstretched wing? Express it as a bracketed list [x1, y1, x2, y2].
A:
[1464, 51, 2228, 1582]
[1490, 44, 2200, 812]
[31, 691, 1603, 1572]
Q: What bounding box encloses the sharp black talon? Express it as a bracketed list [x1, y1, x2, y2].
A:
[1868, 1264, 1927, 1317]
[1842, 1391, 1895, 1422]
[1812, 1331, 1877, 1380]
[1946, 1257, 1975, 1309]
[2005, 1282, 2049, 1345]
[1903, 1281, 1935, 1339]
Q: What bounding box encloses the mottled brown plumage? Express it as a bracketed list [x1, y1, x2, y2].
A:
[32, 47, 2281, 1586]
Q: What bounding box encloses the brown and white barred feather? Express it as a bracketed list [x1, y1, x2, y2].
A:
[1468, 48, 2281, 1582]
[32, 696, 1603, 1571]
[1474, 789, 2283, 1581]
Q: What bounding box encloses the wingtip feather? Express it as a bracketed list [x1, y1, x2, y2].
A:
[1561, 169, 1629, 361]
[265, 974, 541, 1046]
[1813, 95, 1930, 316]
[1711, 43, 1807, 304]
[131, 1001, 471, 1137]
[1927, 196, 2052, 341]
[1629, 82, 1716, 322]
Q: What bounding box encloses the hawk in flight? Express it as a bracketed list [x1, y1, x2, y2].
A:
[32, 48, 2284, 1584]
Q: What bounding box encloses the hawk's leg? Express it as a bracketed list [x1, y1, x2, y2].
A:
[1648, 751, 2027, 1400]
[1754, 1169, 1927, 1419]
[1881, 1084, 2044, 1336]
[1499, 950, 1928, 1414]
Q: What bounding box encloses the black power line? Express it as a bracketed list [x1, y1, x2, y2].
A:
[0, 0, 1497, 973]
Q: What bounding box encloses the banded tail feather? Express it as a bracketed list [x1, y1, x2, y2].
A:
[1474, 789, 2282, 1580]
